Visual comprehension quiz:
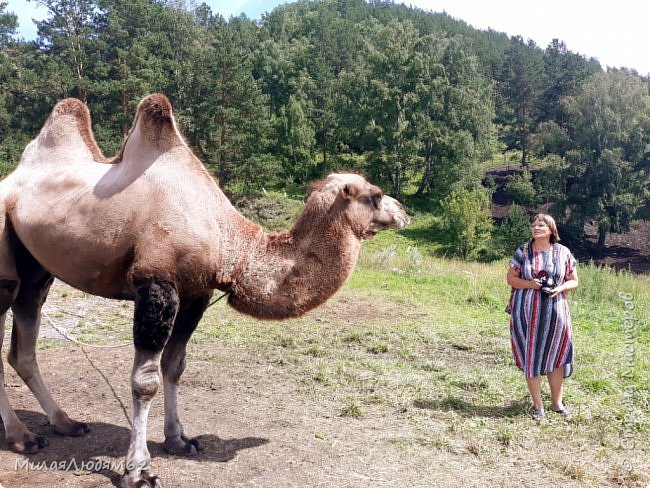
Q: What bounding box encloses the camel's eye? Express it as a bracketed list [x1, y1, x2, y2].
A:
[370, 192, 382, 209]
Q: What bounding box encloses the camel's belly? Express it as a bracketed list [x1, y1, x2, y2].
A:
[15, 222, 136, 299]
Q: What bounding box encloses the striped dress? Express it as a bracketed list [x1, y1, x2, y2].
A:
[508, 242, 577, 379]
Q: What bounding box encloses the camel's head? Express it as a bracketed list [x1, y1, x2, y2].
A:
[310, 173, 410, 240]
[229, 173, 410, 320]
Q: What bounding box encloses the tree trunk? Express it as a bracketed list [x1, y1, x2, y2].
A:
[390, 166, 401, 197]
[322, 127, 327, 167]
[597, 224, 608, 254]
[415, 141, 433, 197]
[520, 121, 528, 167]
[121, 89, 130, 137]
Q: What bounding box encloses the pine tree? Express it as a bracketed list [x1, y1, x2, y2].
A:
[500, 36, 544, 167]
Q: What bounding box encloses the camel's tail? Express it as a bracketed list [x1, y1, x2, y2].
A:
[31, 98, 108, 163]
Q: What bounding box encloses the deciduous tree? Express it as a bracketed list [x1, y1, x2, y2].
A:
[563, 70, 650, 250]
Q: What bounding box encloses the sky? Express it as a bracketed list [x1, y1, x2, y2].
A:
[6, 0, 650, 76]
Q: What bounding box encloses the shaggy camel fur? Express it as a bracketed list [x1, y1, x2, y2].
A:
[0, 94, 410, 487]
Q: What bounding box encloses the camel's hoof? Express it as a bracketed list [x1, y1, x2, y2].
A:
[121, 471, 162, 488]
[53, 420, 90, 437]
[52, 412, 90, 436]
[8, 433, 48, 454]
[163, 435, 201, 456]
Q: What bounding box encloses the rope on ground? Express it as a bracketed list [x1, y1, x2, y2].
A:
[40, 308, 133, 426]
[42, 309, 132, 349]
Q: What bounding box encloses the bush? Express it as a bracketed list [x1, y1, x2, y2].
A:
[494, 204, 531, 256]
[0, 134, 29, 178]
[534, 120, 570, 155]
[440, 188, 493, 259]
[533, 154, 566, 204]
[505, 170, 537, 206]
[233, 193, 304, 231]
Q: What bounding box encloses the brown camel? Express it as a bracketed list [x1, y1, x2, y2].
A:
[0, 94, 410, 487]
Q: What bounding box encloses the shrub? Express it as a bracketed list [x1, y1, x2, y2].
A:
[494, 204, 531, 256]
[440, 188, 493, 259]
[0, 134, 29, 178]
[505, 170, 537, 206]
[533, 154, 566, 204]
[233, 193, 304, 231]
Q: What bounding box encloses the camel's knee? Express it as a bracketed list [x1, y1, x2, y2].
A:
[132, 360, 162, 403]
[133, 373, 160, 403]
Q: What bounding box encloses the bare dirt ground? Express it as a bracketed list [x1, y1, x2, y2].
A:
[0, 283, 485, 488]
[1, 343, 444, 488]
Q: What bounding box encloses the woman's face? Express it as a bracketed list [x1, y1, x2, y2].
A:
[530, 219, 552, 241]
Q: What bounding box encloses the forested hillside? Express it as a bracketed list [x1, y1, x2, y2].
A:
[1, 0, 649, 258]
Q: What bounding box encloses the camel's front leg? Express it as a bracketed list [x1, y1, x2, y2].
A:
[122, 280, 179, 488]
[1, 306, 48, 454]
[161, 293, 211, 456]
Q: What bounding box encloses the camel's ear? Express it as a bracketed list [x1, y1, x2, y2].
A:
[341, 183, 359, 200]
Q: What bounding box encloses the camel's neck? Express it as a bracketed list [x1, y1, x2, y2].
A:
[226, 210, 361, 319]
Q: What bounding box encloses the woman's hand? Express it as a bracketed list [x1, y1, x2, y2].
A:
[548, 285, 564, 298]
[507, 267, 546, 290]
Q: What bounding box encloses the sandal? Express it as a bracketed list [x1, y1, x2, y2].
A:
[531, 407, 546, 421]
[552, 407, 570, 417]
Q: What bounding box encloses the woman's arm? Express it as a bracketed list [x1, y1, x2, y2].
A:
[507, 267, 542, 290]
[549, 270, 579, 297]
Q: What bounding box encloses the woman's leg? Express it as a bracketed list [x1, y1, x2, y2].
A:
[526, 375, 544, 410]
[547, 366, 565, 410]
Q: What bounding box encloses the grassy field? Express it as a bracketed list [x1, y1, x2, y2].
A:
[183, 211, 650, 486]
[30, 208, 650, 487]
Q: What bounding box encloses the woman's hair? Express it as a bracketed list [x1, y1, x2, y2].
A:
[531, 213, 561, 243]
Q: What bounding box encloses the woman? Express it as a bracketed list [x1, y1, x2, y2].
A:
[506, 214, 579, 420]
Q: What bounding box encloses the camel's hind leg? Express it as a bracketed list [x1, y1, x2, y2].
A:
[161, 293, 211, 456]
[0, 215, 48, 454]
[7, 243, 89, 449]
[0, 279, 48, 454]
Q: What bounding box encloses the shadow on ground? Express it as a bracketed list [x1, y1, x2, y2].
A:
[413, 396, 530, 418]
[4, 410, 268, 487]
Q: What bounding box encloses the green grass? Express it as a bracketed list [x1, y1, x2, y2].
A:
[190, 213, 649, 486]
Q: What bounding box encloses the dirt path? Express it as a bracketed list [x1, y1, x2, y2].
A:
[0, 342, 458, 488]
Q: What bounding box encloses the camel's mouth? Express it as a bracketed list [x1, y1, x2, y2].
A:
[364, 212, 409, 239]
[391, 213, 410, 229]
[362, 229, 379, 240]
[372, 196, 410, 234]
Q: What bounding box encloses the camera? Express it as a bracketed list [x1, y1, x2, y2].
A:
[536, 271, 556, 295]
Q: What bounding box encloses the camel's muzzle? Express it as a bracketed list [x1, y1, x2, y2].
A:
[380, 195, 410, 229]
